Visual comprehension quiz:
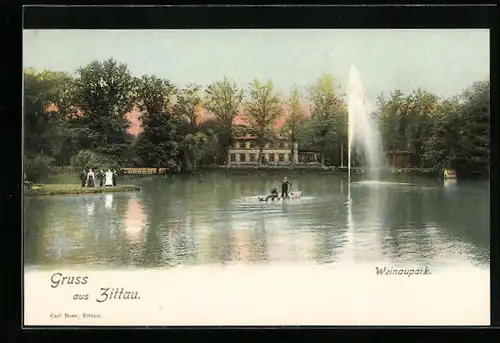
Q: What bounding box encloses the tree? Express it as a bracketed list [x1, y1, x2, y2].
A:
[23, 69, 76, 180]
[71, 59, 136, 165]
[134, 75, 181, 172]
[244, 79, 283, 165]
[180, 132, 210, 172]
[282, 86, 306, 166]
[422, 97, 460, 168]
[405, 89, 440, 167]
[378, 88, 440, 168]
[307, 73, 347, 165]
[453, 80, 490, 176]
[175, 84, 203, 130]
[379, 80, 490, 176]
[204, 77, 244, 164]
[377, 89, 413, 167]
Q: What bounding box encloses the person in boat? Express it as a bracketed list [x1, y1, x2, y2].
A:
[112, 169, 117, 186]
[87, 168, 95, 188]
[265, 186, 279, 201]
[281, 176, 292, 199]
[79, 168, 87, 187]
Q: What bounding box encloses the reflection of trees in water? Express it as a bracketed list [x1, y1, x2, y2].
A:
[113, 197, 148, 266]
[155, 220, 187, 267]
[377, 183, 489, 266]
[24, 198, 45, 264]
[141, 194, 178, 268]
[314, 199, 347, 264]
[142, 186, 201, 268]
[406, 191, 437, 263]
[208, 222, 235, 263]
[231, 228, 251, 262]
[378, 189, 434, 262]
[141, 216, 163, 268]
[349, 186, 385, 262]
[424, 184, 489, 265]
[249, 214, 269, 262]
[85, 194, 135, 267]
[25, 196, 116, 266]
[380, 190, 437, 264]
[182, 214, 199, 263]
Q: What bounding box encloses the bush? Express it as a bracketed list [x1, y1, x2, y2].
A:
[24, 154, 56, 182]
[70, 150, 120, 171]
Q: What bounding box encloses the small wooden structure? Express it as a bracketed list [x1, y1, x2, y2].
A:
[387, 150, 412, 168]
[121, 167, 168, 175]
[443, 169, 457, 179]
[298, 150, 319, 163]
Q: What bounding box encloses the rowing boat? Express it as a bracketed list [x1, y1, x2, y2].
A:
[257, 191, 302, 202]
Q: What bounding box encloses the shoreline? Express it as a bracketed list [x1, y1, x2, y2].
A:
[42, 166, 487, 180]
[24, 184, 141, 196]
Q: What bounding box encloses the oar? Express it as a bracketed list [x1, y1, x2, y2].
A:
[289, 176, 296, 191]
[283, 176, 295, 200]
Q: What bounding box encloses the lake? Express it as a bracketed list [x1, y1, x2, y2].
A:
[23, 173, 491, 325]
[24, 173, 490, 269]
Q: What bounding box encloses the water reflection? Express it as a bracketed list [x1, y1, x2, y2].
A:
[24, 174, 489, 269]
[105, 193, 113, 209]
[249, 215, 269, 262]
[124, 198, 146, 243]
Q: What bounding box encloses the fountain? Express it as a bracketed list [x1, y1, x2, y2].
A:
[344, 65, 385, 262]
[347, 64, 383, 183]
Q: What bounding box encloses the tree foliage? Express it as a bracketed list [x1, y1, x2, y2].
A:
[23, 59, 490, 180]
[378, 81, 489, 176]
[299, 73, 347, 165]
[133, 75, 180, 170]
[281, 86, 307, 164]
[71, 58, 136, 163]
[23, 70, 75, 180]
[204, 77, 244, 163]
[243, 79, 283, 164]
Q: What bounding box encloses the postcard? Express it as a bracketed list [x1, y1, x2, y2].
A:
[23, 27, 490, 326]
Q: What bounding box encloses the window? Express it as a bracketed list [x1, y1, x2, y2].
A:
[279, 141, 285, 149]
[240, 154, 246, 162]
[230, 154, 236, 162]
[288, 154, 293, 161]
[248, 141, 253, 149]
[269, 153, 275, 162]
[278, 154, 285, 162]
[249, 153, 256, 162]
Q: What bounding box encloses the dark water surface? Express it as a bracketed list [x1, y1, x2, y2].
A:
[24, 174, 490, 269]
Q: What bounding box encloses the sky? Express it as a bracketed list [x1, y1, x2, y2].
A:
[23, 29, 489, 101]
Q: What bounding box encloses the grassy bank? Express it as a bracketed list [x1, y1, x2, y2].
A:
[24, 184, 141, 196]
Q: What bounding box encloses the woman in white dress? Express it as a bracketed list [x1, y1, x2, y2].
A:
[104, 169, 114, 187]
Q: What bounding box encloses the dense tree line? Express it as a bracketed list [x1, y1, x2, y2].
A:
[24, 58, 489, 181]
